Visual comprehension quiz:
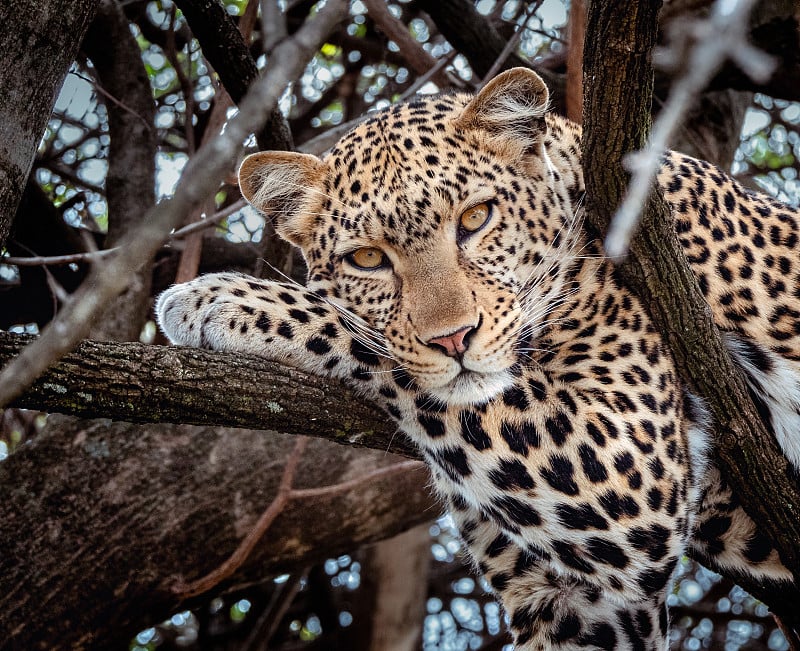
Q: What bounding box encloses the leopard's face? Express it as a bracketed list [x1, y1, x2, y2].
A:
[240, 73, 580, 404]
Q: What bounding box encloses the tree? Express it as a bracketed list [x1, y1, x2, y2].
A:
[1, 1, 800, 649]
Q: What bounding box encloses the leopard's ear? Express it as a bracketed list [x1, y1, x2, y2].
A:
[454, 67, 549, 153]
[238, 151, 327, 246]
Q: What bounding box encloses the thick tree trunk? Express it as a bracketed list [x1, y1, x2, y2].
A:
[0, 414, 434, 650]
[0, 0, 97, 248]
[582, 0, 800, 635]
[82, 0, 158, 341]
[365, 524, 431, 651]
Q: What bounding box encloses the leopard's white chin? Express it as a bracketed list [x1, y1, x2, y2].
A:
[425, 369, 514, 406]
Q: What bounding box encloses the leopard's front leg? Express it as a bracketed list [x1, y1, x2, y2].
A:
[156, 272, 391, 393]
[455, 510, 670, 651]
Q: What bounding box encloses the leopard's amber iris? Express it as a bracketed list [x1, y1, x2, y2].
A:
[347, 247, 387, 269]
[460, 202, 491, 232]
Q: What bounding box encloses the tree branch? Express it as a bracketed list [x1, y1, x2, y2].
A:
[0, 412, 433, 650]
[173, 0, 294, 152]
[83, 0, 159, 341]
[417, 0, 566, 111]
[362, 0, 451, 87]
[0, 0, 349, 409]
[582, 0, 800, 631]
[0, 331, 417, 458]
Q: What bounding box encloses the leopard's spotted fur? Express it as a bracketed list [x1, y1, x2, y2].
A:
[157, 69, 798, 650]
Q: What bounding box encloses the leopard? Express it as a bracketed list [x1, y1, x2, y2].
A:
[157, 68, 800, 649]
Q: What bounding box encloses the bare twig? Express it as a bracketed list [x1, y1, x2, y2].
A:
[480, 0, 543, 87]
[362, 0, 452, 87]
[398, 50, 460, 101]
[604, 0, 775, 258]
[239, 0, 260, 45]
[40, 161, 105, 195]
[291, 460, 424, 499]
[298, 116, 369, 155]
[2, 249, 117, 267]
[169, 199, 247, 239]
[173, 436, 310, 598]
[165, 6, 196, 153]
[257, 571, 307, 646]
[172, 450, 424, 598]
[1, 200, 247, 268]
[70, 70, 153, 132]
[0, 0, 349, 408]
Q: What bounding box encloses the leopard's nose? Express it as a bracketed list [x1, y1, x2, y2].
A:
[426, 324, 476, 358]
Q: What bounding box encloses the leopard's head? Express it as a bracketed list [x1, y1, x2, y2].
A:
[239, 68, 582, 405]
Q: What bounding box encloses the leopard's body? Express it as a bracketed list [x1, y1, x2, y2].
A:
[157, 69, 799, 649]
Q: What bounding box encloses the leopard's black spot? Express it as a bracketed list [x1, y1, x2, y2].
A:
[488, 458, 536, 490]
[586, 537, 629, 569]
[255, 313, 271, 332]
[433, 446, 471, 481]
[460, 410, 492, 450]
[306, 337, 331, 354]
[499, 420, 539, 456]
[555, 503, 608, 530]
[418, 413, 446, 438]
[288, 308, 310, 323]
[540, 455, 579, 495]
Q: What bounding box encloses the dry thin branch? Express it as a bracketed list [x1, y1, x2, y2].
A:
[0, 0, 349, 409]
[604, 0, 775, 258]
[70, 70, 154, 132]
[2, 248, 116, 267]
[480, 0, 543, 86]
[173, 436, 310, 597]
[173, 442, 424, 598]
[362, 0, 451, 87]
[165, 6, 197, 153]
[170, 198, 247, 239]
[41, 161, 106, 195]
[298, 116, 369, 155]
[398, 50, 460, 101]
[1, 200, 247, 267]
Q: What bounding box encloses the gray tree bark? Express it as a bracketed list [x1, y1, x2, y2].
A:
[82, 0, 158, 341]
[0, 331, 415, 457]
[582, 0, 800, 638]
[0, 413, 434, 650]
[0, 0, 98, 248]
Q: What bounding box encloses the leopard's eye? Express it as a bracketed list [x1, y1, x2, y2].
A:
[346, 247, 389, 270]
[459, 202, 492, 234]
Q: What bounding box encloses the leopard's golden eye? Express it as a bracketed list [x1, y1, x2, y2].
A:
[459, 202, 492, 233]
[346, 247, 388, 270]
